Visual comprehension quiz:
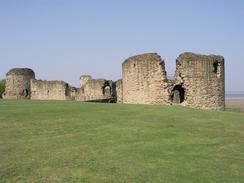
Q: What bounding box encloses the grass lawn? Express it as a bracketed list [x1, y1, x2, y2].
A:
[0, 100, 244, 183]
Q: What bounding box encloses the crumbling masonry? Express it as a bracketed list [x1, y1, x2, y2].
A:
[2, 52, 225, 110]
[3, 68, 35, 99]
[122, 53, 225, 110]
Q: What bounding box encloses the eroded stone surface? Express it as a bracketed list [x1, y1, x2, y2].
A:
[122, 53, 170, 104]
[173, 52, 225, 110]
[3, 52, 225, 110]
[3, 68, 35, 99]
[121, 52, 225, 110]
[115, 79, 123, 103]
[30, 80, 70, 100]
[76, 76, 115, 102]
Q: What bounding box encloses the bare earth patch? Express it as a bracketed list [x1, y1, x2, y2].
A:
[226, 99, 244, 112]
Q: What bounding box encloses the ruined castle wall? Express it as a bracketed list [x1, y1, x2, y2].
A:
[76, 77, 114, 102]
[68, 87, 78, 100]
[80, 75, 92, 87]
[3, 52, 225, 110]
[116, 79, 123, 103]
[30, 79, 70, 100]
[174, 52, 225, 110]
[3, 68, 35, 99]
[122, 53, 170, 104]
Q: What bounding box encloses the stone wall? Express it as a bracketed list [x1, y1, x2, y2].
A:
[68, 87, 78, 100]
[115, 79, 123, 103]
[121, 52, 225, 110]
[173, 52, 225, 110]
[80, 75, 92, 87]
[76, 76, 115, 102]
[30, 79, 70, 100]
[3, 68, 35, 99]
[3, 52, 225, 110]
[122, 53, 170, 104]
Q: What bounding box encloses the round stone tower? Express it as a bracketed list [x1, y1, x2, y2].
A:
[3, 68, 35, 99]
[173, 52, 225, 110]
[122, 53, 170, 104]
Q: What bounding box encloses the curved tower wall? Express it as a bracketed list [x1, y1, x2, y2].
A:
[4, 68, 35, 99]
[2, 52, 225, 110]
[174, 53, 225, 110]
[122, 53, 170, 104]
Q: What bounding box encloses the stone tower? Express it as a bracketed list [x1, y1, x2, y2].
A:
[122, 53, 170, 104]
[3, 68, 35, 99]
[80, 75, 92, 87]
[173, 52, 225, 110]
[121, 52, 225, 110]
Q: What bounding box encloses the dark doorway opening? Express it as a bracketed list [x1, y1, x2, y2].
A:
[171, 85, 185, 104]
[22, 89, 29, 98]
[65, 83, 69, 96]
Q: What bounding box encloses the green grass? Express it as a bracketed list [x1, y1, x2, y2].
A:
[0, 100, 244, 183]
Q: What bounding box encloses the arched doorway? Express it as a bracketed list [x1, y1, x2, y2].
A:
[171, 85, 185, 104]
[102, 81, 111, 97]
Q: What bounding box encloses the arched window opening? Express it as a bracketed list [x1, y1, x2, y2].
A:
[213, 61, 218, 73]
[102, 81, 111, 97]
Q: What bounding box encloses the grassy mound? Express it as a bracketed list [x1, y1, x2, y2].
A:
[0, 100, 244, 182]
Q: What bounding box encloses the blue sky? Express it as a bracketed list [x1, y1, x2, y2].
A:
[0, 0, 243, 91]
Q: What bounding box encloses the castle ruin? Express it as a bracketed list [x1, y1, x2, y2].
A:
[30, 80, 71, 100]
[122, 52, 225, 110]
[2, 52, 225, 110]
[76, 76, 116, 102]
[3, 68, 35, 99]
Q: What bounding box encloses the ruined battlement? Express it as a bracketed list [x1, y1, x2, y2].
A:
[121, 52, 225, 110]
[174, 52, 225, 109]
[76, 76, 115, 102]
[3, 51, 225, 110]
[6, 68, 35, 76]
[30, 79, 70, 100]
[3, 68, 35, 99]
[80, 75, 92, 87]
[122, 53, 169, 104]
